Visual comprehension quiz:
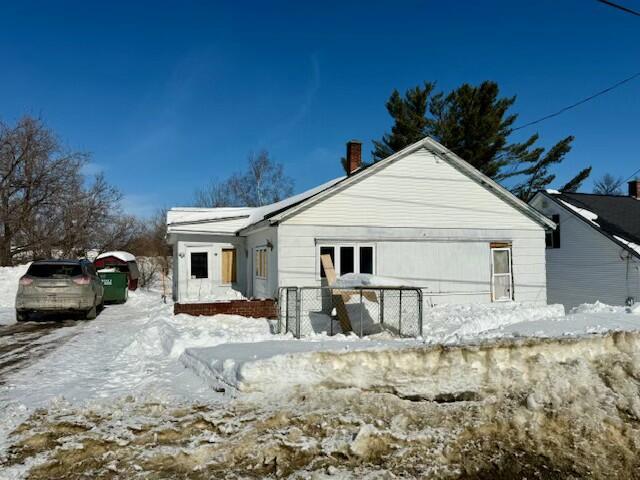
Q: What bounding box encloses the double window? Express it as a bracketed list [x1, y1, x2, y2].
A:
[255, 247, 268, 279]
[318, 244, 375, 278]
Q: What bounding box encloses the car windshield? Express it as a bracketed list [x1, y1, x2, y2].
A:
[27, 263, 82, 278]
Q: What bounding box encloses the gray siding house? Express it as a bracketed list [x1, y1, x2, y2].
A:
[530, 184, 640, 309]
[167, 137, 554, 305]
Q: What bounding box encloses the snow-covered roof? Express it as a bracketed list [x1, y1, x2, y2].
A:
[95, 251, 136, 262]
[539, 191, 640, 260]
[167, 176, 345, 235]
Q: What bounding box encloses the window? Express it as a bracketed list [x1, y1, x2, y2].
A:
[491, 247, 513, 301]
[27, 263, 83, 278]
[319, 246, 335, 278]
[340, 246, 354, 276]
[359, 246, 374, 274]
[318, 244, 375, 278]
[545, 214, 561, 249]
[221, 248, 236, 284]
[255, 248, 268, 279]
[190, 252, 208, 279]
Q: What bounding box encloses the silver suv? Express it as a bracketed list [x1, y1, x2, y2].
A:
[15, 259, 105, 321]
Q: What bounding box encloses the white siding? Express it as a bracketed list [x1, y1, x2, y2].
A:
[284, 148, 541, 231]
[531, 194, 640, 308]
[277, 225, 547, 305]
[173, 234, 246, 303]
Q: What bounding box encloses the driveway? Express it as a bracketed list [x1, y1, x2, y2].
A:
[0, 312, 85, 384]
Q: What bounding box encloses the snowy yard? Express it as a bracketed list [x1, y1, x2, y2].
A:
[2, 265, 640, 477]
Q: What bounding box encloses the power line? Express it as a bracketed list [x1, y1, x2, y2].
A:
[597, 0, 640, 17]
[623, 166, 640, 183]
[513, 71, 640, 131]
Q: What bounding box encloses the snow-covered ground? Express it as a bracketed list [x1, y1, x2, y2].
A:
[3, 263, 640, 477]
[0, 264, 28, 326]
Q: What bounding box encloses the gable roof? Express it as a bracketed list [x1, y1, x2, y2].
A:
[268, 137, 556, 229]
[168, 137, 556, 235]
[538, 190, 640, 259]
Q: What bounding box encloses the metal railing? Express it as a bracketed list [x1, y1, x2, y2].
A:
[278, 286, 423, 338]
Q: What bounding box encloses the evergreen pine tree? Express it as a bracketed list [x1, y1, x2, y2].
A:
[368, 81, 590, 201]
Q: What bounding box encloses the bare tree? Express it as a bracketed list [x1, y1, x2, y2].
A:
[0, 117, 85, 265]
[0, 116, 136, 265]
[194, 151, 293, 207]
[593, 173, 624, 195]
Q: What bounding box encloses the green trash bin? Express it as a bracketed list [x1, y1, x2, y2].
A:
[99, 270, 129, 304]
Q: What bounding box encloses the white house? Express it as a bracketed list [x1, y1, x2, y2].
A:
[530, 185, 640, 309]
[167, 137, 554, 306]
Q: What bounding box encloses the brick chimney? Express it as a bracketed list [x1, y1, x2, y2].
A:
[346, 140, 362, 176]
[629, 180, 640, 199]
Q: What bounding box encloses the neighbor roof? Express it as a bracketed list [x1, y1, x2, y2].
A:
[541, 190, 640, 258]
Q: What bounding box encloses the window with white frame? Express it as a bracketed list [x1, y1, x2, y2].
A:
[255, 247, 268, 279]
[318, 243, 375, 278]
[491, 246, 513, 301]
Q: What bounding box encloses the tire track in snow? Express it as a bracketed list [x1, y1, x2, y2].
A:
[0, 320, 85, 384]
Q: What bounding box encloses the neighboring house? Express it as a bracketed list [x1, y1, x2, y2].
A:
[530, 184, 640, 309]
[167, 137, 554, 306]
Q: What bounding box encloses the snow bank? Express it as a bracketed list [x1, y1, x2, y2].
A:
[180, 330, 640, 398]
[160, 313, 276, 358]
[0, 264, 29, 307]
[421, 301, 565, 344]
[571, 300, 629, 314]
[0, 264, 29, 325]
[179, 301, 640, 397]
[180, 336, 420, 394]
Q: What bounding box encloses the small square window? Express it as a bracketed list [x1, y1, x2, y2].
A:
[190, 252, 208, 279]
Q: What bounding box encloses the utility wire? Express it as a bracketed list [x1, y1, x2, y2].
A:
[513, 71, 640, 131]
[623, 166, 640, 183]
[597, 0, 640, 17]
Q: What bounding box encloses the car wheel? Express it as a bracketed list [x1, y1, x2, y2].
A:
[16, 310, 29, 322]
[85, 301, 97, 320]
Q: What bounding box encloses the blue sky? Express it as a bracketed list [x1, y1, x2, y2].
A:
[1, 1, 638, 217]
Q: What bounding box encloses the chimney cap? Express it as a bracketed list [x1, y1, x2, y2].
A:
[347, 139, 362, 145]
